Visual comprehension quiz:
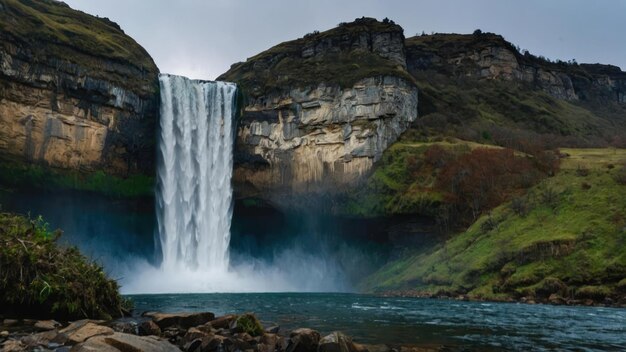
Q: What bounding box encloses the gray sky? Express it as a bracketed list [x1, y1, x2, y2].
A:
[63, 0, 626, 80]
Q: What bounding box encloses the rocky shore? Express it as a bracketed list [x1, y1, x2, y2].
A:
[0, 311, 442, 352]
[378, 290, 626, 308]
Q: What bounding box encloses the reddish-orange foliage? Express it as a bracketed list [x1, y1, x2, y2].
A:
[436, 148, 542, 221]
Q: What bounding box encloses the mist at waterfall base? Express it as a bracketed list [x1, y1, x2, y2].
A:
[123, 74, 388, 293]
[0, 74, 389, 294]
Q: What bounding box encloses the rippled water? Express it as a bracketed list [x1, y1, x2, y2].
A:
[127, 293, 626, 351]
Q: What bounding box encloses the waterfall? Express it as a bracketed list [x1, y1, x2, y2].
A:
[156, 74, 237, 272]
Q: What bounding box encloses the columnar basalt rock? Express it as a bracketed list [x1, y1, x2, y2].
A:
[0, 0, 159, 177]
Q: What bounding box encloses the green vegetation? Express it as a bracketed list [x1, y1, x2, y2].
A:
[234, 313, 264, 336]
[0, 0, 156, 70]
[362, 150, 626, 303]
[0, 0, 159, 94]
[0, 211, 128, 319]
[0, 160, 154, 198]
[219, 18, 415, 97]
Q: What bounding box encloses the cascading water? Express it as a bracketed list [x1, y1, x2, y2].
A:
[157, 74, 237, 272]
[122, 74, 348, 293]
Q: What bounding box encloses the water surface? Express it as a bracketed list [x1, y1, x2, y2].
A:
[128, 292, 626, 351]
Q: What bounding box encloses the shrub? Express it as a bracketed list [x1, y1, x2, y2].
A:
[615, 165, 626, 185]
[510, 196, 530, 216]
[575, 165, 589, 177]
[0, 212, 126, 320]
[437, 148, 543, 221]
[234, 313, 264, 336]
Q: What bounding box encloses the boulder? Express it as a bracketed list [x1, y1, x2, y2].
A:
[147, 312, 215, 329]
[138, 320, 162, 336]
[60, 320, 107, 334]
[72, 332, 179, 352]
[359, 344, 391, 352]
[2, 319, 19, 327]
[182, 327, 210, 346]
[66, 322, 114, 344]
[20, 330, 60, 349]
[318, 332, 357, 352]
[548, 294, 566, 305]
[110, 320, 138, 334]
[199, 334, 228, 351]
[207, 314, 237, 329]
[1, 339, 25, 352]
[287, 328, 321, 352]
[34, 320, 61, 331]
[265, 325, 280, 334]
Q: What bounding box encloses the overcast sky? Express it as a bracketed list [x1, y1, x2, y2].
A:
[62, 0, 626, 80]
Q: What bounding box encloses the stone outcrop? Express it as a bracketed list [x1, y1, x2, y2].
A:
[0, 0, 159, 177]
[220, 18, 418, 197]
[405, 32, 626, 103]
[235, 76, 417, 195]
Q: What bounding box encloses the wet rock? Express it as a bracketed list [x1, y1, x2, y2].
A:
[147, 312, 216, 329]
[265, 325, 280, 334]
[200, 334, 228, 351]
[548, 294, 566, 305]
[257, 333, 279, 352]
[138, 320, 162, 336]
[1, 339, 26, 352]
[60, 320, 106, 335]
[207, 314, 237, 330]
[184, 338, 203, 352]
[72, 332, 179, 352]
[110, 320, 138, 334]
[287, 328, 321, 352]
[34, 320, 61, 331]
[2, 319, 19, 327]
[20, 330, 58, 348]
[65, 322, 114, 344]
[318, 332, 357, 352]
[182, 327, 210, 346]
[359, 344, 391, 352]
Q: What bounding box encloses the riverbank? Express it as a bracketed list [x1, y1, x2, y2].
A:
[0, 311, 442, 352]
[377, 289, 626, 308]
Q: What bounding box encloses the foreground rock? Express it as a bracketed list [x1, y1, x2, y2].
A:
[1, 310, 446, 352]
[73, 332, 178, 352]
[144, 311, 216, 329]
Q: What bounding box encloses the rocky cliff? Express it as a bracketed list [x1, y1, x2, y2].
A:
[405, 32, 626, 104]
[219, 18, 418, 196]
[0, 0, 159, 178]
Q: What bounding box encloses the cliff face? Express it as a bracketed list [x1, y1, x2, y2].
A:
[0, 0, 159, 177]
[405, 33, 626, 104]
[220, 18, 418, 196]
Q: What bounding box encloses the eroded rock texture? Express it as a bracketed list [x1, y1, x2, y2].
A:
[0, 0, 159, 176]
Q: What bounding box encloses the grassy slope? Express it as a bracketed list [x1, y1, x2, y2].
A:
[0, 211, 128, 319]
[0, 0, 156, 71]
[336, 137, 503, 217]
[361, 148, 626, 302]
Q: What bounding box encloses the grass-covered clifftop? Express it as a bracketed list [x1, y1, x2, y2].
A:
[0, 0, 157, 73]
[0, 211, 128, 319]
[361, 149, 626, 305]
[218, 17, 415, 98]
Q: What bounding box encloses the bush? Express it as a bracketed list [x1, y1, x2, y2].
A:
[615, 165, 626, 185]
[234, 313, 264, 336]
[437, 148, 544, 221]
[510, 196, 530, 216]
[0, 212, 126, 320]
